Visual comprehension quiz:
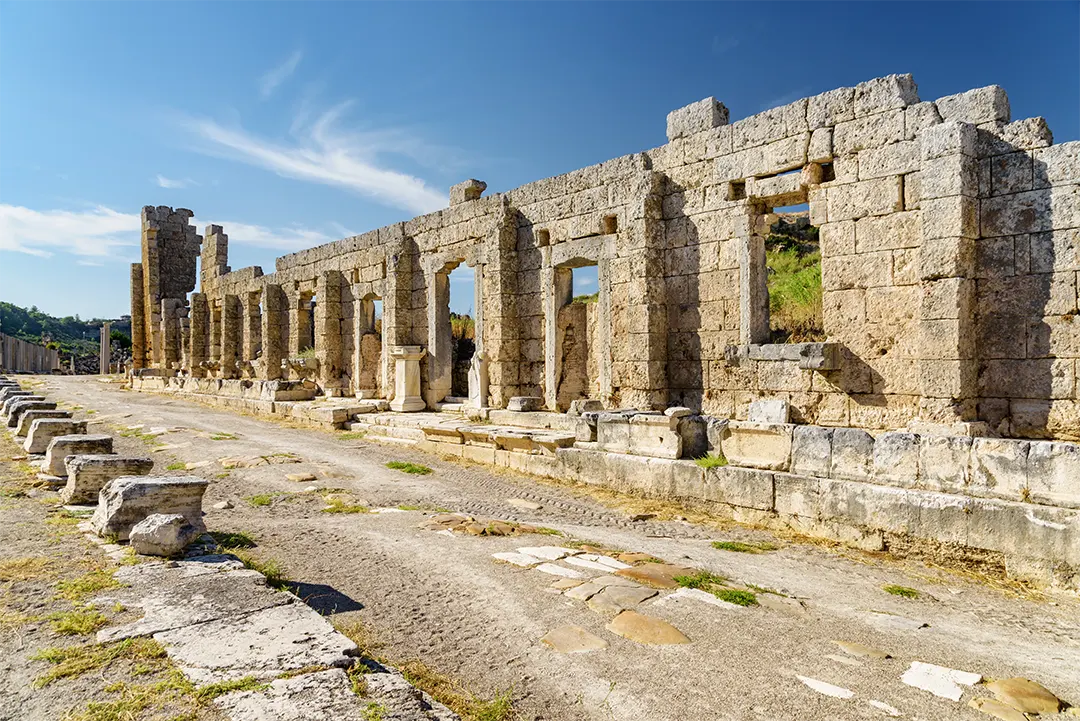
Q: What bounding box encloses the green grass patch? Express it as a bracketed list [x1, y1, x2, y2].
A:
[673, 571, 728, 590]
[297, 347, 317, 359]
[49, 606, 108, 635]
[531, 526, 563, 536]
[209, 432, 238, 441]
[765, 245, 824, 343]
[193, 676, 269, 702]
[55, 568, 121, 601]
[711, 540, 778, 553]
[572, 292, 598, 304]
[208, 530, 257, 549]
[230, 549, 289, 590]
[338, 431, 367, 441]
[245, 493, 285, 508]
[713, 588, 759, 607]
[363, 702, 388, 721]
[883, 584, 920, 599]
[396, 504, 423, 511]
[386, 461, 432, 475]
[694, 453, 727, 469]
[31, 637, 168, 688]
[165, 462, 186, 471]
[323, 497, 369, 514]
[0, 555, 52, 582]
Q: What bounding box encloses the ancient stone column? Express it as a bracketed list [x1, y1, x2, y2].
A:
[916, 121, 980, 428]
[130, 263, 146, 369]
[221, 295, 242, 379]
[424, 265, 452, 405]
[316, 271, 345, 394]
[161, 299, 183, 371]
[260, 284, 287, 380]
[99, 322, 111, 375]
[188, 293, 209, 377]
[242, 291, 262, 368]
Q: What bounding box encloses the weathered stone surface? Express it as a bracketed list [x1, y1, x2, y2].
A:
[791, 426, 833, 477]
[566, 399, 603, 416]
[615, 563, 695, 589]
[900, 661, 981, 701]
[967, 698, 1027, 721]
[14, 408, 71, 436]
[667, 97, 729, 141]
[747, 399, 790, 424]
[586, 584, 657, 614]
[129, 513, 200, 557]
[605, 610, 690, 645]
[720, 422, 793, 471]
[704, 467, 775, 510]
[61, 454, 154, 504]
[43, 434, 113, 476]
[872, 432, 920, 487]
[985, 677, 1062, 715]
[91, 476, 208, 541]
[155, 602, 358, 684]
[833, 640, 890, 659]
[6, 399, 56, 427]
[1, 394, 43, 418]
[540, 625, 609, 653]
[829, 428, 874, 482]
[507, 396, 543, 412]
[23, 418, 87, 454]
[215, 668, 372, 721]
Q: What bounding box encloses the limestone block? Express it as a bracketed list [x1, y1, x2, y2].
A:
[596, 412, 632, 454]
[91, 476, 209, 541]
[576, 412, 599, 442]
[970, 438, 1030, 502]
[61, 454, 155, 504]
[807, 127, 833, 163]
[919, 435, 972, 492]
[791, 425, 833, 478]
[449, 179, 486, 205]
[829, 428, 874, 481]
[677, 416, 708, 460]
[704, 466, 775, 510]
[721, 421, 793, 471]
[1027, 441, 1080, 509]
[0, 388, 32, 406]
[129, 513, 200, 557]
[748, 399, 790, 424]
[23, 419, 87, 454]
[507, 396, 543, 412]
[854, 74, 919, 117]
[706, 417, 728, 455]
[749, 172, 803, 202]
[981, 190, 1052, 238]
[989, 151, 1034, 196]
[14, 409, 71, 436]
[43, 434, 113, 476]
[807, 86, 854, 130]
[935, 86, 1010, 125]
[919, 154, 979, 199]
[627, 414, 682, 460]
[1033, 141, 1080, 189]
[919, 121, 977, 161]
[6, 399, 55, 427]
[903, 102, 943, 140]
[873, 432, 920, 487]
[666, 97, 729, 141]
[824, 177, 903, 222]
[567, 399, 603, 417]
[857, 141, 920, 180]
[854, 211, 921, 253]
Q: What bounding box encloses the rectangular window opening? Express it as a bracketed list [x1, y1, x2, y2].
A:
[728, 180, 747, 201]
[602, 215, 618, 235]
[763, 206, 824, 344]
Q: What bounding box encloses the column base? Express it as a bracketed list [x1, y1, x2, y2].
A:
[389, 397, 426, 413]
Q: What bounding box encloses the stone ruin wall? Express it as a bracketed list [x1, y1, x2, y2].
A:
[131, 74, 1080, 442]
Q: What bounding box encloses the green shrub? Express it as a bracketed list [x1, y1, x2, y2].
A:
[386, 461, 432, 475]
[694, 453, 727, 469]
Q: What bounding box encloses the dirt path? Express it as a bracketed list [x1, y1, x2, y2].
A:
[28, 375, 1080, 721]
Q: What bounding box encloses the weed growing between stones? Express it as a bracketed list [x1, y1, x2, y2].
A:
[673, 571, 728, 589]
[229, 549, 290, 590]
[0, 555, 52, 582]
[338, 431, 367, 441]
[323, 496, 369, 514]
[245, 492, 285, 507]
[712, 540, 779, 553]
[49, 605, 108, 635]
[165, 462, 186, 471]
[674, 571, 759, 606]
[209, 432, 239, 441]
[386, 461, 433, 475]
[714, 589, 759, 606]
[193, 675, 269, 701]
[31, 637, 169, 688]
[883, 584, 920, 599]
[363, 701, 387, 720]
[694, 453, 728, 469]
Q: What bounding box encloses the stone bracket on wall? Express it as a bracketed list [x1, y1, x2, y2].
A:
[723, 342, 842, 371]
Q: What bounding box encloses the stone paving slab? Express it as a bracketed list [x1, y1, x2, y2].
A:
[154, 601, 359, 684]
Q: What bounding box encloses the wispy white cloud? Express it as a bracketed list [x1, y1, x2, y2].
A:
[179, 103, 449, 215]
[156, 174, 198, 189]
[0, 203, 338, 259]
[190, 217, 334, 252]
[259, 50, 303, 99]
[0, 204, 140, 259]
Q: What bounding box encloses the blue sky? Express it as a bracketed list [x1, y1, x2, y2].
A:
[1, 1, 1077, 319]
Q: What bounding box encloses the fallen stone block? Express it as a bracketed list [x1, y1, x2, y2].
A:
[6, 399, 56, 427]
[507, 396, 543, 412]
[43, 434, 113, 476]
[129, 513, 201, 557]
[91, 475, 208, 541]
[0, 388, 33, 406]
[566, 399, 603, 417]
[14, 408, 72, 437]
[23, 418, 87, 454]
[720, 421, 793, 471]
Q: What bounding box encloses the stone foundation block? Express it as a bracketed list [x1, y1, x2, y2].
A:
[1, 393, 41, 416]
[1027, 441, 1080, 509]
[129, 513, 200, 557]
[791, 426, 833, 477]
[970, 438, 1030, 502]
[830, 428, 875, 482]
[919, 435, 972, 492]
[748, 398, 791, 424]
[872, 432, 920, 487]
[43, 434, 113, 476]
[507, 396, 543, 412]
[720, 421, 793, 471]
[677, 416, 709, 460]
[6, 399, 56, 427]
[705, 467, 775, 511]
[0, 389, 32, 406]
[24, 419, 88, 454]
[628, 414, 681, 459]
[14, 409, 72, 437]
[90, 476, 209, 541]
[596, 412, 633, 454]
[61, 454, 155, 504]
[576, 413, 599, 442]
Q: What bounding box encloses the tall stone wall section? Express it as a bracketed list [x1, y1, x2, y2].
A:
[132, 74, 1080, 441]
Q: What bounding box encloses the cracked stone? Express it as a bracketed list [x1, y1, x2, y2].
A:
[605, 610, 690, 645]
[615, 563, 696, 589]
[985, 678, 1062, 715]
[586, 585, 657, 614]
[540, 625, 609, 654]
[968, 698, 1027, 721]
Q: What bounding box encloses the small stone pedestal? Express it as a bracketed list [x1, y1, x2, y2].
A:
[389, 346, 427, 412]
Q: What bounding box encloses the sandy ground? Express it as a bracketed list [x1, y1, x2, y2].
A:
[15, 374, 1080, 721]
